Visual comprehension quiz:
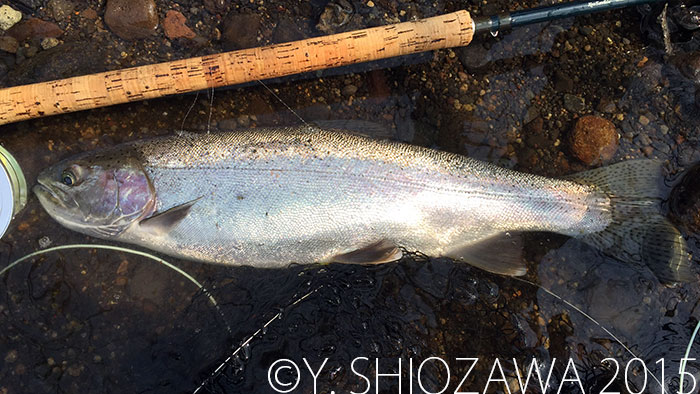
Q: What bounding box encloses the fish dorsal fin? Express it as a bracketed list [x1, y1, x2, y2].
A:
[444, 232, 527, 276]
[139, 198, 201, 236]
[330, 239, 403, 265]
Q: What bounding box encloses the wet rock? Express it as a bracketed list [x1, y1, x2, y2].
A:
[0, 36, 18, 53]
[221, 13, 260, 50]
[104, 0, 158, 40]
[204, 0, 227, 14]
[0, 60, 9, 79]
[341, 84, 358, 97]
[6, 18, 63, 42]
[316, 0, 354, 34]
[80, 8, 97, 20]
[563, 93, 585, 113]
[554, 70, 574, 92]
[7, 41, 104, 85]
[47, 0, 74, 22]
[670, 163, 700, 233]
[523, 106, 539, 124]
[40, 37, 59, 49]
[569, 115, 619, 165]
[0, 5, 22, 31]
[4, 350, 18, 363]
[524, 117, 546, 148]
[596, 97, 616, 113]
[457, 43, 490, 71]
[272, 17, 306, 43]
[163, 10, 195, 39]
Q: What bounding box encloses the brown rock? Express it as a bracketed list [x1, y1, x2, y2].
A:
[6, 18, 63, 42]
[163, 10, 195, 40]
[0, 36, 19, 53]
[80, 8, 98, 20]
[104, 0, 158, 40]
[221, 13, 260, 50]
[569, 115, 619, 166]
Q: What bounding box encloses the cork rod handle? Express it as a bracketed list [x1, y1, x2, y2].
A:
[0, 10, 474, 126]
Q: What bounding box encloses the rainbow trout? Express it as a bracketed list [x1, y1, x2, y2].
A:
[33, 127, 693, 282]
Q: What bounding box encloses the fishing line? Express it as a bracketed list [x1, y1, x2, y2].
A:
[192, 285, 320, 394]
[1, 244, 232, 336]
[679, 319, 700, 393]
[256, 79, 309, 126]
[512, 277, 664, 388]
[182, 90, 200, 133]
[207, 86, 215, 134]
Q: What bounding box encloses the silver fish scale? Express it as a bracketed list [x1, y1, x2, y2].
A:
[117, 126, 611, 267]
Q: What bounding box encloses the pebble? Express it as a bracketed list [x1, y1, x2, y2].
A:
[569, 115, 619, 165]
[554, 70, 574, 92]
[638, 115, 650, 126]
[47, 0, 74, 22]
[563, 94, 586, 113]
[0, 36, 18, 53]
[40, 37, 60, 50]
[38, 235, 52, 248]
[316, 0, 354, 34]
[221, 13, 260, 50]
[163, 10, 195, 40]
[6, 18, 63, 42]
[80, 8, 98, 20]
[204, 0, 227, 14]
[596, 97, 616, 113]
[104, 0, 158, 40]
[341, 84, 358, 97]
[4, 350, 17, 363]
[67, 364, 82, 377]
[0, 5, 22, 31]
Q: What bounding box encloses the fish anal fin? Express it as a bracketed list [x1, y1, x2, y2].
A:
[445, 232, 527, 276]
[139, 197, 200, 236]
[331, 239, 403, 265]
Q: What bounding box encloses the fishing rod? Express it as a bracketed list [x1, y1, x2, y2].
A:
[473, 0, 661, 34]
[0, 0, 664, 128]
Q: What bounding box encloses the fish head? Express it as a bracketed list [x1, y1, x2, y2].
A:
[33, 150, 156, 238]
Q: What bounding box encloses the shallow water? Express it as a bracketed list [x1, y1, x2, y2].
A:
[1, 0, 700, 393]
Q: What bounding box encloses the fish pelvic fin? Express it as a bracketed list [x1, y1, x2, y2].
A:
[567, 159, 695, 283]
[330, 239, 403, 265]
[445, 232, 527, 276]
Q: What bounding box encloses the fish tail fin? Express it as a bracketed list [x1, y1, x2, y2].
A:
[567, 160, 695, 283]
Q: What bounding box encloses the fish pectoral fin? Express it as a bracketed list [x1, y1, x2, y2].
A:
[138, 197, 201, 236]
[330, 239, 403, 265]
[444, 232, 527, 276]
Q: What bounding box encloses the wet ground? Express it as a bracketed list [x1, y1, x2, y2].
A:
[1, 0, 700, 393]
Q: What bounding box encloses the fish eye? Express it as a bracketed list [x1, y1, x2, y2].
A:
[61, 170, 77, 186]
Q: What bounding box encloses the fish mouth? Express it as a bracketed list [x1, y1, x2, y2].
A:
[33, 180, 74, 210]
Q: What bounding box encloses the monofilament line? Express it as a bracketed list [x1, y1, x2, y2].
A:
[193, 286, 320, 394]
[512, 277, 664, 388]
[1, 244, 232, 336]
[256, 79, 309, 126]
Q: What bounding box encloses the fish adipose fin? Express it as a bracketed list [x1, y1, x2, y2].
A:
[567, 160, 694, 283]
[331, 239, 403, 265]
[445, 232, 527, 276]
[139, 197, 200, 236]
